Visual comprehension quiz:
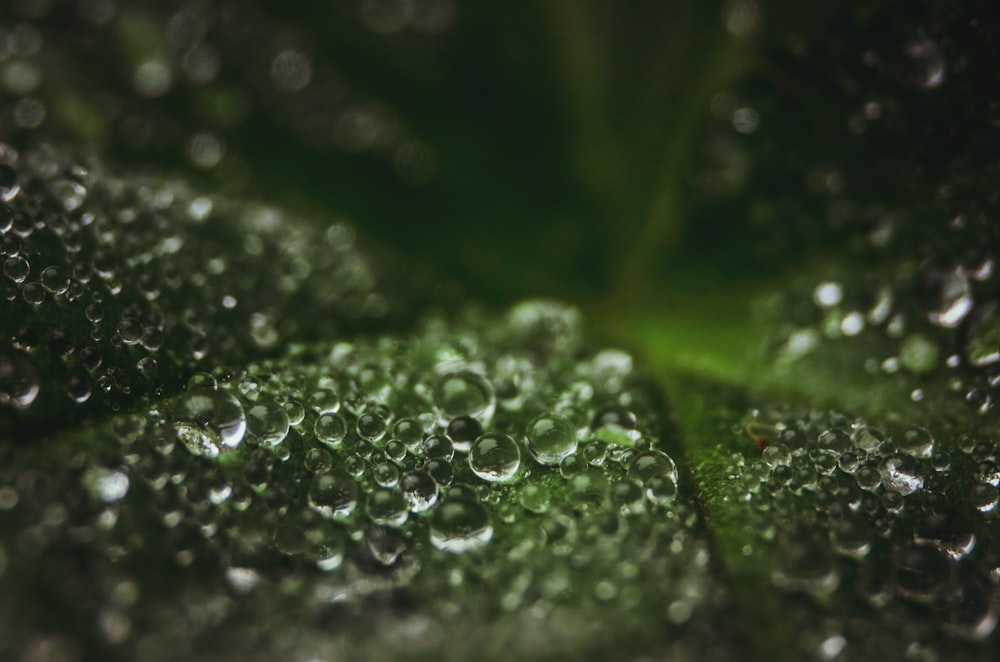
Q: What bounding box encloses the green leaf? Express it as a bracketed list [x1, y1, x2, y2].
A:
[2, 1, 1000, 660]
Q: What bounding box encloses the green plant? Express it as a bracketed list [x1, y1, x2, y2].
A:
[2, 1, 999, 660]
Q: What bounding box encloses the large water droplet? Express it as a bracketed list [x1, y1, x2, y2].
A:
[314, 412, 348, 447]
[308, 471, 358, 519]
[895, 544, 953, 604]
[173, 387, 246, 458]
[0, 353, 39, 408]
[468, 433, 520, 482]
[446, 415, 483, 453]
[432, 370, 495, 425]
[430, 495, 493, 553]
[246, 397, 289, 446]
[366, 487, 408, 527]
[879, 454, 924, 495]
[627, 450, 679, 485]
[400, 470, 438, 512]
[526, 413, 578, 465]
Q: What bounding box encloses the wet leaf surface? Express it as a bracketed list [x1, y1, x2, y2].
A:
[2, 1, 1000, 660]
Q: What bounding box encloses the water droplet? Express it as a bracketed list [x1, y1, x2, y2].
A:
[879, 454, 924, 495]
[423, 434, 454, 460]
[365, 526, 408, 566]
[304, 448, 333, 473]
[85, 468, 130, 503]
[424, 458, 454, 486]
[384, 439, 407, 462]
[308, 471, 358, 519]
[173, 387, 246, 458]
[468, 433, 520, 482]
[526, 413, 578, 464]
[446, 415, 483, 453]
[373, 462, 400, 487]
[507, 299, 582, 353]
[813, 281, 843, 308]
[966, 307, 1000, 367]
[400, 471, 438, 512]
[432, 370, 495, 425]
[357, 411, 387, 442]
[430, 496, 493, 553]
[591, 349, 634, 391]
[837, 449, 865, 474]
[246, 398, 289, 446]
[314, 412, 348, 447]
[0, 353, 39, 408]
[270, 48, 312, 93]
[771, 533, 840, 594]
[829, 517, 871, 558]
[913, 496, 976, 560]
[3, 254, 29, 283]
[366, 487, 408, 527]
[627, 450, 679, 486]
[568, 470, 611, 509]
[899, 334, 939, 374]
[925, 267, 973, 328]
[895, 544, 953, 604]
[899, 427, 934, 458]
[305, 527, 346, 571]
[519, 484, 550, 513]
[816, 429, 851, 453]
[971, 483, 998, 513]
[308, 388, 340, 414]
[761, 443, 791, 468]
[39, 265, 69, 294]
[393, 417, 424, 450]
[283, 399, 306, 426]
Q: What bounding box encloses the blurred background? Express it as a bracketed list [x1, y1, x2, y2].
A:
[3, 0, 995, 308]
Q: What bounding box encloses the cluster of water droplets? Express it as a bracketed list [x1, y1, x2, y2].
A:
[700, 5, 1000, 422]
[732, 408, 1000, 658]
[767, 266, 1000, 416]
[0, 300, 727, 660]
[0, 143, 411, 429]
[0, 1, 440, 187]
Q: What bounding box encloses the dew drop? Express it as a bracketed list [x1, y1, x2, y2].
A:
[899, 427, 934, 458]
[0, 353, 39, 408]
[393, 417, 424, 450]
[519, 483, 550, 513]
[373, 462, 400, 487]
[3, 254, 29, 283]
[526, 413, 578, 465]
[895, 544, 953, 604]
[965, 308, 1000, 367]
[305, 527, 346, 572]
[432, 370, 495, 425]
[366, 487, 408, 527]
[971, 483, 998, 513]
[468, 433, 521, 482]
[627, 450, 679, 486]
[446, 415, 483, 453]
[314, 412, 348, 447]
[424, 434, 454, 460]
[173, 387, 246, 458]
[304, 448, 333, 473]
[879, 454, 924, 495]
[356, 410, 387, 443]
[430, 496, 493, 553]
[400, 471, 438, 512]
[37, 265, 69, 295]
[246, 397, 289, 446]
[308, 471, 358, 519]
